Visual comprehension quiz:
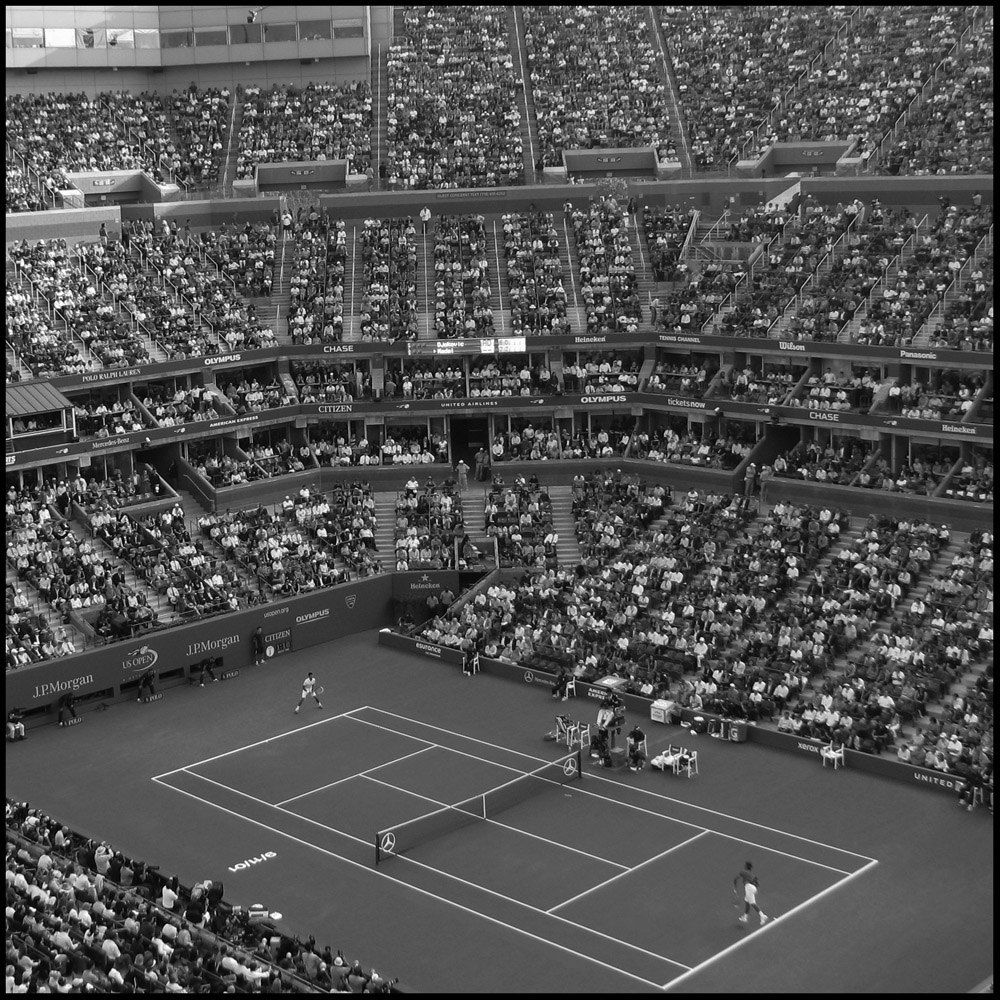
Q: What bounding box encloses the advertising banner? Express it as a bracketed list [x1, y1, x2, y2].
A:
[392, 570, 461, 600]
[5, 576, 393, 709]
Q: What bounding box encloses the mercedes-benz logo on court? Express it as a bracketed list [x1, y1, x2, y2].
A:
[524, 671, 534, 683]
[562, 758, 578, 776]
[380, 832, 396, 854]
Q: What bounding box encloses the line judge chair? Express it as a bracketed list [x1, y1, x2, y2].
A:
[675, 748, 699, 777]
[821, 743, 846, 769]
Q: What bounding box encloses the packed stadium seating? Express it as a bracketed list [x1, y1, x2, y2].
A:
[6, 798, 392, 993]
[3, 9, 994, 992]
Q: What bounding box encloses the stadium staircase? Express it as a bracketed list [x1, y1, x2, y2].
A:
[509, 6, 542, 184]
[372, 490, 399, 558]
[220, 90, 243, 197]
[172, 484, 210, 516]
[370, 37, 388, 190]
[646, 6, 694, 178]
[546, 485, 584, 568]
[559, 213, 589, 335]
[626, 223, 659, 320]
[179, 500, 267, 594]
[417, 230, 434, 340]
[127, 249, 224, 360]
[263, 237, 292, 345]
[63, 516, 178, 625]
[481, 215, 509, 336]
[6, 342, 31, 382]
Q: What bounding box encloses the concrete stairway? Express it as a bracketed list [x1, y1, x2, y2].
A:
[547, 485, 584, 569]
[64, 518, 177, 624]
[370, 37, 389, 190]
[646, 6, 694, 178]
[509, 6, 542, 184]
[372, 490, 399, 557]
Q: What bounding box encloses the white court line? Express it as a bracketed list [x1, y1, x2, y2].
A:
[381, 837, 691, 973]
[181, 769, 371, 847]
[152, 773, 680, 989]
[151, 707, 361, 780]
[346, 714, 533, 777]
[661, 858, 880, 991]
[360, 707, 877, 865]
[275, 745, 436, 806]
[548, 831, 709, 914]
[361, 774, 631, 873]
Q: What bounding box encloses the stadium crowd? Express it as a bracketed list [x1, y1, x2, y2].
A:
[5, 798, 394, 993]
[386, 6, 523, 190]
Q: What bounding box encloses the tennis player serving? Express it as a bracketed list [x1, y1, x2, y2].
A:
[294, 671, 324, 714]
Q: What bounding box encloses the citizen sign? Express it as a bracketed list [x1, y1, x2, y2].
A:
[318, 404, 352, 413]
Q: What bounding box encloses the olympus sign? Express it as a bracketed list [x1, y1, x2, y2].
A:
[581, 395, 627, 404]
[295, 608, 330, 625]
[204, 353, 242, 366]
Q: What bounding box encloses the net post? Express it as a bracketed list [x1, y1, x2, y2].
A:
[576, 745, 583, 779]
[374, 832, 381, 866]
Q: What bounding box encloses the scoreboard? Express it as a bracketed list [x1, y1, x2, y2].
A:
[406, 336, 528, 357]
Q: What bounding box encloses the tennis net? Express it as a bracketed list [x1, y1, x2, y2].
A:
[374, 748, 583, 864]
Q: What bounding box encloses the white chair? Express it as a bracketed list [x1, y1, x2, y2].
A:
[821, 744, 846, 769]
[651, 745, 680, 773]
[675, 748, 699, 778]
[564, 677, 577, 698]
[554, 716, 574, 746]
[577, 722, 591, 751]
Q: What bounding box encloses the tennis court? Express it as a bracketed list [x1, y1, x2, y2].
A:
[7, 630, 993, 992]
[152, 706, 877, 990]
